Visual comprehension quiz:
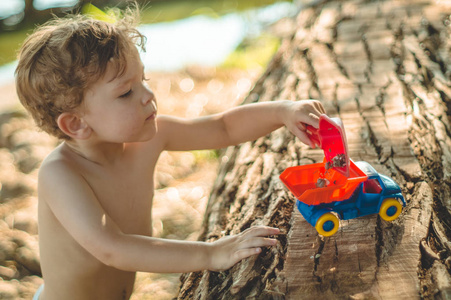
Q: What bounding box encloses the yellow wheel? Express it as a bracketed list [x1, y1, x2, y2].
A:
[379, 198, 402, 221]
[315, 212, 339, 237]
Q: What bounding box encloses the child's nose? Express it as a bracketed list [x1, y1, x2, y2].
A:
[142, 89, 155, 106]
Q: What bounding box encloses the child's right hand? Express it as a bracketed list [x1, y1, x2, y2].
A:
[280, 99, 326, 148]
[207, 226, 280, 271]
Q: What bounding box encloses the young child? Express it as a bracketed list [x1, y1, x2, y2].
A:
[15, 10, 326, 300]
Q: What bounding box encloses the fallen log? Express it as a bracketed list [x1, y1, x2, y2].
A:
[177, 0, 451, 298]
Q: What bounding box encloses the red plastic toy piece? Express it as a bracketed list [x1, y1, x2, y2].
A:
[279, 114, 367, 206]
[305, 114, 350, 178]
[279, 159, 367, 206]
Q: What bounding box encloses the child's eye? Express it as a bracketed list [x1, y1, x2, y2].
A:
[119, 89, 132, 98]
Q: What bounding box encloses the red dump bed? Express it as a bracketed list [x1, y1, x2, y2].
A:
[280, 159, 367, 206]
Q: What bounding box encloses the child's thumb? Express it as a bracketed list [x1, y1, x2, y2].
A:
[293, 127, 315, 148]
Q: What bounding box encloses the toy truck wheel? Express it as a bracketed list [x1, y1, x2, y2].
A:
[315, 213, 339, 237]
[379, 198, 402, 221]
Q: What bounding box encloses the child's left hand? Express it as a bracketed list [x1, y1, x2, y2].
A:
[282, 99, 326, 148]
[207, 226, 280, 271]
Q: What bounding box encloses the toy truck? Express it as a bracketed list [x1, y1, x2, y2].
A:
[280, 115, 406, 237]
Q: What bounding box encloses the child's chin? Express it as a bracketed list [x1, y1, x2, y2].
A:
[141, 127, 158, 141]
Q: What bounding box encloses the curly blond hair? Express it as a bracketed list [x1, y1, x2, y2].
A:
[15, 9, 146, 139]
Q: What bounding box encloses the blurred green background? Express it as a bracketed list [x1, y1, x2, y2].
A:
[0, 0, 300, 69]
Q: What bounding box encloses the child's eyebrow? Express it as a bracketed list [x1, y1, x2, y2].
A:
[111, 65, 145, 91]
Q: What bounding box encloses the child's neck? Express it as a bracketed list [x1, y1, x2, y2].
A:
[63, 139, 126, 167]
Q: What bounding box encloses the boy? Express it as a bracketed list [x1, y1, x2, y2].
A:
[15, 12, 326, 300]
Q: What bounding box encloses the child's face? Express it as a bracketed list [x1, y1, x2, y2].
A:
[81, 50, 158, 143]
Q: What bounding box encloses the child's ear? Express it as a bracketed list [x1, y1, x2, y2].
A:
[57, 112, 92, 139]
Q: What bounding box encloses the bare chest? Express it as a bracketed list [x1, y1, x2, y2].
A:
[87, 167, 155, 235]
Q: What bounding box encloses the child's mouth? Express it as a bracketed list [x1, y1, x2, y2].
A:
[146, 112, 156, 121]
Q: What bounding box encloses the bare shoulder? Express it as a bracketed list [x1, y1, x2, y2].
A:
[39, 143, 78, 175]
[38, 143, 87, 196]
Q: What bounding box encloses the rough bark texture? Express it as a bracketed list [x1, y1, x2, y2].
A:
[178, 0, 451, 299]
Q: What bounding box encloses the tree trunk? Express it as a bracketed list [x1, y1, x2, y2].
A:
[177, 0, 451, 298]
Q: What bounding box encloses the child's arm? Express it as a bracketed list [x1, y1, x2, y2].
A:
[39, 160, 279, 273]
[156, 99, 326, 151]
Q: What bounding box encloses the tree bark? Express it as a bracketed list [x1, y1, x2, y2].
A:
[177, 0, 451, 299]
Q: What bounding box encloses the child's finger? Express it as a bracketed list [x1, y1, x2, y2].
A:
[313, 101, 326, 114]
[305, 99, 326, 115]
[291, 126, 315, 148]
[233, 247, 262, 262]
[309, 111, 321, 120]
[241, 237, 277, 249]
[297, 122, 307, 131]
[242, 226, 280, 238]
[295, 112, 320, 130]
